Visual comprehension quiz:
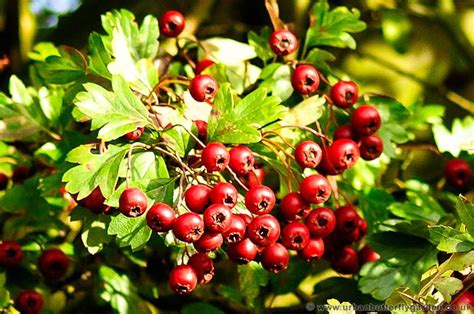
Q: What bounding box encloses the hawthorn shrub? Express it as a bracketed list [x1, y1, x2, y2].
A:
[0, 0, 473, 313]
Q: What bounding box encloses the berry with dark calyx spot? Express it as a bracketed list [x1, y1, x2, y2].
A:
[124, 127, 144, 141]
[327, 139, 360, 172]
[210, 182, 238, 208]
[169, 265, 197, 295]
[241, 167, 265, 188]
[291, 64, 320, 95]
[298, 238, 325, 262]
[194, 120, 207, 142]
[38, 248, 70, 280]
[188, 253, 215, 284]
[279, 192, 310, 222]
[201, 142, 229, 172]
[227, 238, 258, 264]
[146, 203, 176, 232]
[185, 184, 211, 213]
[195, 59, 215, 74]
[358, 245, 380, 265]
[222, 215, 247, 243]
[247, 214, 280, 246]
[316, 148, 341, 176]
[269, 29, 298, 56]
[0, 241, 24, 268]
[299, 174, 332, 204]
[444, 158, 472, 190]
[333, 124, 356, 141]
[245, 185, 276, 215]
[261, 243, 289, 273]
[236, 213, 252, 225]
[80, 186, 110, 214]
[331, 246, 359, 274]
[229, 146, 255, 175]
[119, 188, 148, 217]
[351, 105, 381, 136]
[281, 222, 310, 250]
[203, 204, 232, 233]
[173, 212, 204, 243]
[0, 173, 8, 190]
[189, 74, 218, 102]
[295, 141, 322, 169]
[330, 81, 359, 109]
[15, 290, 44, 314]
[193, 232, 223, 253]
[305, 207, 336, 238]
[334, 206, 360, 235]
[159, 10, 185, 38]
[359, 134, 383, 160]
[12, 166, 31, 183]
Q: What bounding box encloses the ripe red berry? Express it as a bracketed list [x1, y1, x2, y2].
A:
[453, 290, 474, 308]
[327, 139, 360, 172]
[331, 246, 359, 274]
[203, 204, 232, 233]
[38, 248, 70, 280]
[269, 29, 298, 56]
[247, 214, 280, 246]
[188, 253, 214, 284]
[245, 185, 276, 215]
[316, 148, 341, 176]
[334, 206, 360, 236]
[351, 105, 381, 136]
[330, 81, 358, 109]
[295, 141, 322, 168]
[159, 10, 185, 38]
[227, 238, 258, 264]
[298, 238, 325, 262]
[358, 218, 368, 238]
[185, 184, 211, 213]
[229, 146, 255, 175]
[358, 245, 380, 265]
[195, 59, 215, 74]
[291, 64, 320, 95]
[210, 182, 238, 208]
[236, 213, 253, 225]
[222, 215, 247, 243]
[201, 142, 229, 172]
[119, 188, 148, 217]
[193, 232, 223, 253]
[146, 203, 176, 232]
[189, 74, 218, 102]
[444, 158, 472, 190]
[0, 173, 8, 190]
[0, 241, 24, 268]
[305, 207, 336, 238]
[279, 192, 310, 222]
[299, 174, 332, 204]
[360, 134, 383, 160]
[333, 124, 355, 141]
[195, 120, 208, 141]
[80, 186, 109, 214]
[169, 265, 197, 295]
[281, 222, 310, 250]
[16, 290, 44, 314]
[173, 212, 204, 243]
[124, 127, 144, 141]
[241, 167, 265, 188]
[261, 243, 289, 273]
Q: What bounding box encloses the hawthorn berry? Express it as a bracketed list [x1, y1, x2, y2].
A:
[229, 146, 255, 175]
[146, 203, 176, 232]
[188, 253, 215, 284]
[298, 238, 325, 262]
[268, 29, 298, 56]
[331, 246, 359, 274]
[80, 186, 110, 214]
[15, 290, 44, 314]
[193, 232, 223, 253]
[0, 241, 24, 268]
[236, 213, 253, 225]
[227, 238, 258, 264]
[261, 243, 289, 273]
[195, 59, 215, 74]
[0, 173, 8, 190]
[291, 64, 320, 95]
[169, 265, 197, 295]
[330, 81, 358, 109]
[453, 290, 474, 308]
[201, 142, 229, 172]
[172, 212, 204, 243]
[159, 10, 185, 37]
[38, 248, 70, 280]
[281, 222, 310, 250]
[295, 140, 322, 168]
[124, 127, 144, 141]
[189, 74, 218, 102]
[358, 217, 368, 238]
[316, 148, 341, 176]
[222, 215, 247, 243]
[351, 105, 381, 136]
[333, 124, 355, 141]
[245, 185, 276, 215]
[359, 134, 383, 160]
[334, 206, 360, 235]
[119, 188, 148, 217]
[358, 245, 380, 264]
[305, 207, 336, 238]
[444, 158, 472, 190]
[241, 167, 266, 188]
[203, 204, 232, 233]
[210, 182, 238, 208]
[185, 184, 211, 213]
[327, 139, 360, 172]
[279, 192, 310, 222]
[247, 214, 280, 246]
[194, 120, 208, 142]
[299, 174, 331, 204]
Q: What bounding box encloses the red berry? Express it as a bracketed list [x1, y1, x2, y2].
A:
[229, 146, 255, 175]
[227, 238, 258, 264]
[80, 186, 109, 214]
[269, 29, 298, 56]
[299, 174, 332, 204]
[333, 124, 355, 141]
[0, 241, 24, 267]
[185, 184, 211, 213]
[298, 238, 325, 262]
[0, 173, 8, 190]
[38, 248, 70, 280]
[305, 207, 336, 238]
[201, 142, 229, 172]
[327, 139, 360, 172]
[189, 74, 218, 102]
[330, 81, 358, 109]
[291, 64, 320, 95]
[295, 141, 322, 168]
[334, 206, 360, 234]
[316, 148, 341, 176]
[358, 245, 380, 264]
[360, 134, 383, 160]
[358, 218, 368, 238]
[203, 204, 232, 233]
[172, 213, 204, 243]
[261, 243, 289, 273]
[241, 167, 266, 188]
[210, 182, 238, 208]
[279, 192, 310, 222]
[222, 215, 247, 243]
[124, 127, 144, 141]
[194, 120, 207, 141]
[188, 253, 214, 284]
[236, 213, 253, 225]
[195, 59, 215, 74]
[146, 203, 176, 232]
[169, 265, 197, 295]
[281, 222, 310, 250]
[351, 105, 381, 136]
[16, 290, 44, 314]
[193, 232, 223, 253]
[247, 214, 280, 246]
[245, 185, 276, 215]
[453, 290, 474, 307]
[159, 10, 185, 38]
[444, 158, 472, 190]
[119, 188, 148, 217]
[331, 246, 359, 274]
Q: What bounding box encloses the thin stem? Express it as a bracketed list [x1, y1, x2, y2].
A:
[263, 130, 296, 150]
[226, 165, 249, 192]
[266, 124, 326, 139]
[398, 143, 444, 158]
[125, 143, 150, 187]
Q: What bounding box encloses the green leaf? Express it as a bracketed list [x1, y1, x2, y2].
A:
[388, 191, 445, 224]
[71, 206, 113, 254]
[146, 178, 177, 206]
[182, 303, 224, 314]
[28, 42, 60, 61]
[358, 188, 393, 234]
[259, 64, 293, 101]
[432, 116, 474, 157]
[429, 225, 474, 253]
[269, 258, 310, 294]
[432, 277, 463, 303]
[38, 87, 64, 127]
[9, 75, 33, 106]
[108, 213, 152, 251]
[238, 262, 269, 308]
[313, 277, 379, 305]
[37, 46, 87, 84]
[304, 48, 336, 74]
[456, 197, 474, 235]
[137, 15, 159, 59]
[248, 27, 274, 62]
[282, 95, 326, 126]
[88, 32, 112, 78]
[200, 38, 257, 65]
[381, 9, 412, 53]
[118, 152, 169, 181]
